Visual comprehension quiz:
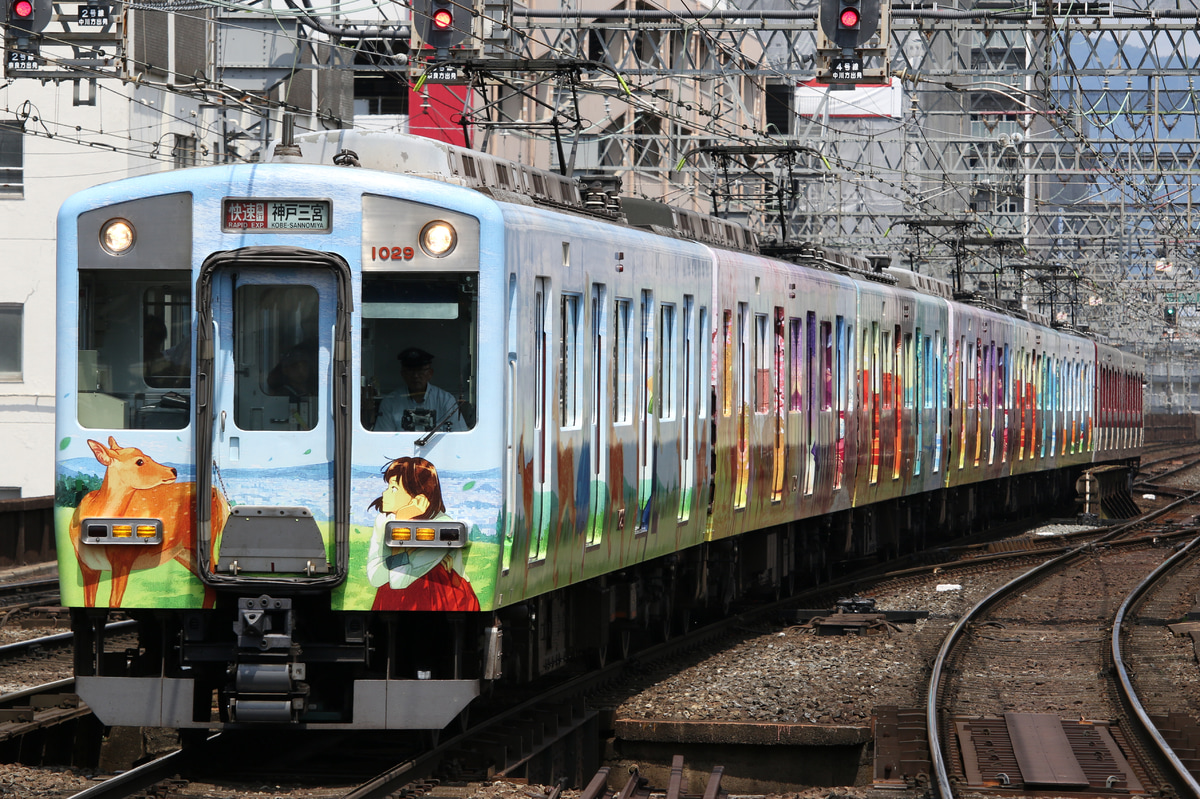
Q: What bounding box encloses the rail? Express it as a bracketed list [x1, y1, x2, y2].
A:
[1111, 533, 1200, 796]
[926, 490, 1200, 797]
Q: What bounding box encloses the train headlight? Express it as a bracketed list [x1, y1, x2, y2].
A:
[100, 218, 136, 255]
[419, 221, 457, 257]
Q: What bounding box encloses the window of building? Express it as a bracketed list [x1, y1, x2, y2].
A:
[353, 40, 410, 116]
[0, 122, 23, 198]
[173, 134, 199, 168]
[0, 304, 21, 380]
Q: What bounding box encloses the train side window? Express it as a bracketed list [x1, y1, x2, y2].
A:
[561, 292, 582, 429]
[679, 296, 696, 521]
[698, 305, 709, 421]
[923, 335, 933, 409]
[880, 329, 892, 411]
[735, 302, 750, 509]
[904, 332, 914, 410]
[754, 313, 770, 414]
[821, 321, 833, 411]
[660, 303, 677, 421]
[933, 331, 944, 474]
[867, 321, 880, 484]
[638, 290, 657, 526]
[589, 284, 608, 545]
[614, 298, 633, 424]
[834, 316, 848, 490]
[892, 325, 902, 479]
[772, 307, 787, 501]
[361, 272, 478, 432]
[77, 269, 192, 430]
[789, 318, 803, 412]
[722, 309, 733, 417]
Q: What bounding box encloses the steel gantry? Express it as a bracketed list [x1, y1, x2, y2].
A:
[466, 0, 1200, 361]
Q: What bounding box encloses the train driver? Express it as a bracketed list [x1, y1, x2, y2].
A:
[374, 347, 467, 433]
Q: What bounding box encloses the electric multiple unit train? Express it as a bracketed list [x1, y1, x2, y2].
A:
[54, 128, 1144, 731]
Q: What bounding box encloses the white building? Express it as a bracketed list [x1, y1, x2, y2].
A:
[0, 8, 352, 498]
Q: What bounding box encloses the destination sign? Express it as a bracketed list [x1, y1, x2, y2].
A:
[223, 199, 332, 232]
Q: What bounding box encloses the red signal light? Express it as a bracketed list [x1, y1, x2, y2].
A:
[839, 7, 860, 27]
[12, 0, 34, 18]
[432, 8, 453, 29]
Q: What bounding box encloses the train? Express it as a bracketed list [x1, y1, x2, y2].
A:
[54, 128, 1144, 731]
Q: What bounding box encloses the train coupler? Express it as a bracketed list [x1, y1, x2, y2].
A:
[227, 662, 310, 723]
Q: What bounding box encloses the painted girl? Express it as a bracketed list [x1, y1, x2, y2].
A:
[365, 456, 479, 611]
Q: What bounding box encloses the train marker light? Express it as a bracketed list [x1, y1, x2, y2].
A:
[420, 220, 457, 257]
[100, 218, 135, 255]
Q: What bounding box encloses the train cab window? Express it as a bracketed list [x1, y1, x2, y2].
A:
[361, 273, 478, 432]
[77, 269, 192, 430]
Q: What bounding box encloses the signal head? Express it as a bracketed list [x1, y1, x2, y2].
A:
[839, 5, 860, 28]
[432, 7, 453, 29]
[7, 0, 50, 34]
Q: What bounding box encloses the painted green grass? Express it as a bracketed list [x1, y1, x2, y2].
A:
[56, 507, 499, 611]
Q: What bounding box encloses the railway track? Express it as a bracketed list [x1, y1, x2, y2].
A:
[8, 449, 1200, 795]
[926, 490, 1200, 797]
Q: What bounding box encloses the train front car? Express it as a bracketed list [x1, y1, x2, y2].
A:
[55, 154, 505, 729]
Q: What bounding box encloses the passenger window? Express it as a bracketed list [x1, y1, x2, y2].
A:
[614, 298, 633, 424]
[361, 273, 477, 432]
[77, 269, 192, 430]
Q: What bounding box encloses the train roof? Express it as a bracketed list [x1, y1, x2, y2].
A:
[267, 131, 1090, 335]
[270, 129, 758, 253]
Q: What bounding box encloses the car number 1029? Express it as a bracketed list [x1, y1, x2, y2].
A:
[370, 246, 415, 261]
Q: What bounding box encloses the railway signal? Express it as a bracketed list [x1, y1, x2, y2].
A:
[5, 0, 50, 36]
[411, 0, 471, 58]
[820, 0, 880, 51]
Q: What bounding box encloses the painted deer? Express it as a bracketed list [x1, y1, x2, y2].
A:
[69, 437, 229, 607]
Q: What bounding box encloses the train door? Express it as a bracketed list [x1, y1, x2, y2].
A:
[196, 248, 351, 586]
[588, 284, 609, 543]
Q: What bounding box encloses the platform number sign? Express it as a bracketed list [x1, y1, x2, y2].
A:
[77, 3, 111, 26]
[5, 49, 39, 71]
